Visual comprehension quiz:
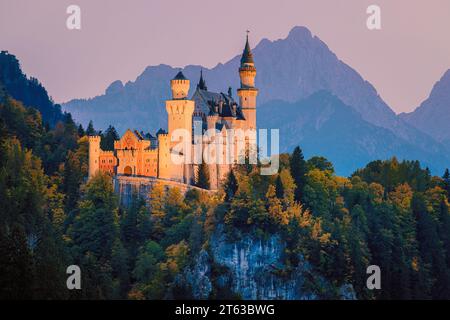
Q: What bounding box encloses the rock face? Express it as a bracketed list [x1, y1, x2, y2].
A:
[209, 231, 316, 300]
[181, 227, 356, 300]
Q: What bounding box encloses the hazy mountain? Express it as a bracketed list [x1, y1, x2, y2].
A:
[400, 69, 450, 148]
[62, 26, 399, 132]
[258, 91, 449, 175]
[0, 51, 64, 126]
[62, 26, 450, 174]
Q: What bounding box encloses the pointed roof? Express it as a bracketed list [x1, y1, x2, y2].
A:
[156, 128, 167, 136]
[173, 70, 187, 80]
[197, 69, 207, 90]
[240, 33, 254, 65]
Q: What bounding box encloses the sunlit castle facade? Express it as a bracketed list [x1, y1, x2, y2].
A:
[88, 35, 258, 190]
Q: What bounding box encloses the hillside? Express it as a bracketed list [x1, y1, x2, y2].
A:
[0, 51, 64, 127]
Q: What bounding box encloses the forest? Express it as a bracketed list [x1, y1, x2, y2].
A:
[1, 52, 450, 299]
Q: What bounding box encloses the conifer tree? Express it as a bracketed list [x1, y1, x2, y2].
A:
[443, 168, 450, 201]
[224, 169, 238, 202]
[101, 125, 119, 151]
[86, 120, 95, 136]
[77, 124, 85, 136]
[275, 174, 284, 199]
[290, 146, 307, 202]
[196, 162, 210, 190]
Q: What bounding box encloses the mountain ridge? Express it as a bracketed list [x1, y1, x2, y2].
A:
[400, 69, 450, 149]
[258, 91, 449, 175]
[61, 26, 450, 174]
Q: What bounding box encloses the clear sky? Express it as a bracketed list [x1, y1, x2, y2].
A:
[1, 0, 449, 113]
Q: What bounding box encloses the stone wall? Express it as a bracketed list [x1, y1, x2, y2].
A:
[113, 175, 213, 206]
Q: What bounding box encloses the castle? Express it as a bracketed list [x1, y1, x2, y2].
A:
[88, 35, 258, 190]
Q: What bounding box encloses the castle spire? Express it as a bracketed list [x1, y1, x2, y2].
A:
[197, 69, 207, 91]
[240, 30, 254, 66]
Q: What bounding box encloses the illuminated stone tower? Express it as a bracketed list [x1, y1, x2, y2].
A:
[237, 33, 258, 131]
[165, 71, 195, 182]
[88, 135, 101, 178]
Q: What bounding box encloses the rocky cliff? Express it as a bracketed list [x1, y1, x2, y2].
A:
[178, 227, 356, 300]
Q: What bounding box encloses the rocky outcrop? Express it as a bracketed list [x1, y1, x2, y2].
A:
[180, 227, 356, 300]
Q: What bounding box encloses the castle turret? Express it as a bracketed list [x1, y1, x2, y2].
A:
[237, 33, 258, 130]
[166, 71, 195, 182]
[157, 130, 170, 179]
[171, 71, 190, 99]
[88, 135, 101, 178]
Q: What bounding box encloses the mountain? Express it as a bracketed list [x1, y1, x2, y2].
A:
[63, 26, 401, 133]
[258, 91, 449, 175]
[62, 26, 450, 174]
[400, 69, 450, 148]
[0, 51, 64, 126]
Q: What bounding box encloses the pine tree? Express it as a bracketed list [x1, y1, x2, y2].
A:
[149, 182, 166, 240]
[413, 193, 450, 298]
[275, 174, 284, 199]
[86, 120, 95, 136]
[101, 125, 119, 151]
[0, 226, 34, 299]
[77, 124, 85, 136]
[443, 169, 450, 201]
[196, 162, 210, 190]
[224, 169, 238, 202]
[290, 146, 307, 202]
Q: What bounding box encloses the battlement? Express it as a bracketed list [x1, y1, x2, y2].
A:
[143, 148, 158, 154]
[88, 135, 101, 142]
[158, 133, 169, 138]
[99, 150, 115, 155]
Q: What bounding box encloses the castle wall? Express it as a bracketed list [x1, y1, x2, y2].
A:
[114, 175, 213, 207]
[98, 151, 117, 175]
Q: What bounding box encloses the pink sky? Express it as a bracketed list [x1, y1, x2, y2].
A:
[1, 0, 449, 113]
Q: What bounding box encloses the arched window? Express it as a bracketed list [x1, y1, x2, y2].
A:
[124, 166, 133, 176]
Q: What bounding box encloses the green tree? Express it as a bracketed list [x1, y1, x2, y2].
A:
[0, 138, 68, 299]
[412, 193, 450, 298]
[307, 156, 334, 174]
[86, 120, 95, 136]
[196, 162, 210, 189]
[67, 172, 119, 298]
[223, 169, 238, 202]
[290, 146, 307, 202]
[133, 241, 165, 283]
[275, 174, 284, 199]
[0, 226, 34, 299]
[101, 125, 119, 151]
[77, 124, 85, 136]
[443, 169, 450, 201]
